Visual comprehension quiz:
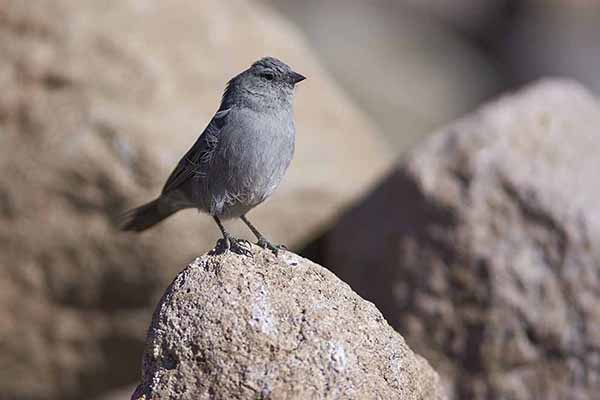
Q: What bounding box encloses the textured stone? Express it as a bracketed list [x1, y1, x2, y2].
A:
[132, 247, 444, 400]
[0, 1, 390, 399]
[323, 80, 600, 399]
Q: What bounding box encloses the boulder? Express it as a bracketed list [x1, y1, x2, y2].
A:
[323, 80, 600, 399]
[0, 1, 391, 399]
[132, 247, 444, 400]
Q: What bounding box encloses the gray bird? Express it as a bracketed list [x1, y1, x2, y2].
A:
[120, 57, 305, 254]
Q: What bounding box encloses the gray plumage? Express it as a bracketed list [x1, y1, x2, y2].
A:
[120, 57, 305, 254]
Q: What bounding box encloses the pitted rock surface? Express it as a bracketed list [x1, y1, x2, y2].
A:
[132, 247, 444, 400]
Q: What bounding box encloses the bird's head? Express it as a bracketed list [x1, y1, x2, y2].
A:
[223, 57, 306, 110]
[249, 56, 306, 87]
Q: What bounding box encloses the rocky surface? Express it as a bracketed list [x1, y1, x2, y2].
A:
[323, 80, 600, 399]
[132, 247, 444, 400]
[0, 1, 391, 399]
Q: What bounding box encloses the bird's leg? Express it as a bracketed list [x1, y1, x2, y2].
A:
[213, 216, 252, 256]
[240, 215, 286, 254]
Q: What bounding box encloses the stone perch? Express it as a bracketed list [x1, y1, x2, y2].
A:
[131, 247, 444, 399]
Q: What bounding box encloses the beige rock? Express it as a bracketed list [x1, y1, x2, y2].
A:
[0, 1, 391, 399]
[132, 247, 444, 400]
[324, 79, 600, 399]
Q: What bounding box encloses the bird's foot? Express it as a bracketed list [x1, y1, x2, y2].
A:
[215, 235, 253, 256]
[257, 237, 287, 255]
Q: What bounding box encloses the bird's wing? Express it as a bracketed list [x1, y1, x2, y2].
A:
[161, 107, 231, 194]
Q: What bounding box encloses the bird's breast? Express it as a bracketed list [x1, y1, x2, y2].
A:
[211, 107, 295, 209]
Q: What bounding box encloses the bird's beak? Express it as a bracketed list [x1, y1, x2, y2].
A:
[290, 71, 306, 84]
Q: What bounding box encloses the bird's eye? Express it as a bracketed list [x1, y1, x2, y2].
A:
[262, 72, 274, 81]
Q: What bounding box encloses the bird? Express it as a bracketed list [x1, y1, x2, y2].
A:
[120, 57, 305, 255]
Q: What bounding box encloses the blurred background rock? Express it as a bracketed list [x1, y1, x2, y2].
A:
[1, 0, 600, 399]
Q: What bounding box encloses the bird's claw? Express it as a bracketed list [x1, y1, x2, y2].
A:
[257, 238, 286, 255]
[229, 237, 253, 256]
[215, 236, 253, 256]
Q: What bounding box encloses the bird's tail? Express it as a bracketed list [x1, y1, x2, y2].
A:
[119, 197, 178, 232]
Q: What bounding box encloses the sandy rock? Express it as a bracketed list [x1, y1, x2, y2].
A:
[323, 80, 600, 399]
[0, 1, 390, 399]
[132, 247, 444, 400]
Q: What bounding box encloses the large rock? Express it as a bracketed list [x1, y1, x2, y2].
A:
[0, 1, 391, 399]
[132, 247, 444, 400]
[323, 80, 600, 399]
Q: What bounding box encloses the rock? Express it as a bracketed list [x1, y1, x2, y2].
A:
[131, 247, 444, 400]
[0, 1, 391, 399]
[322, 80, 600, 399]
